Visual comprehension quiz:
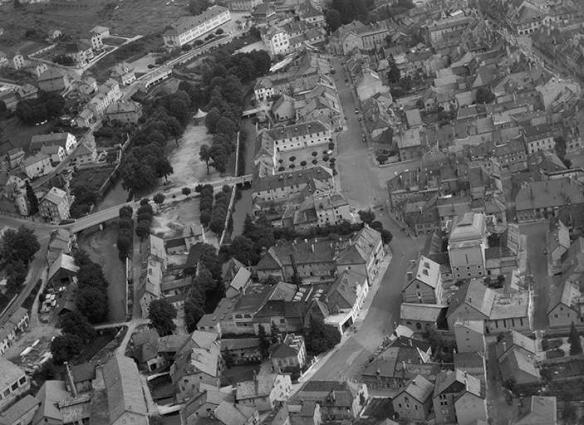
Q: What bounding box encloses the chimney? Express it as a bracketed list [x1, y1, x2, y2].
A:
[412, 379, 416, 385]
[311, 244, 315, 253]
[407, 271, 413, 280]
[64, 361, 78, 397]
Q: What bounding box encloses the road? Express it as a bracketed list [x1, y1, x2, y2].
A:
[520, 221, 550, 330]
[308, 58, 427, 381]
[330, 57, 420, 210]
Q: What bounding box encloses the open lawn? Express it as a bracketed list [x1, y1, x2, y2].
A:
[0, 117, 51, 154]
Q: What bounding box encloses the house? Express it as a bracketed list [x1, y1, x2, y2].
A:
[163, 6, 231, 47]
[402, 255, 443, 304]
[47, 29, 63, 40]
[515, 178, 584, 222]
[254, 75, 291, 102]
[269, 333, 307, 373]
[547, 280, 584, 328]
[399, 303, 447, 332]
[235, 372, 292, 412]
[262, 26, 290, 57]
[30, 133, 77, 155]
[448, 212, 488, 280]
[63, 40, 94, 65]
[0, 395, 40, 425]
[47, 228, 74, 267]
[0, 358, 29, 412]
[0, 307, 29, 356]
[454, 320, 486, 353]
[180, 390, 259, 425]
[446, 279, 531, 333]
[71, 143, 97, 165]
[31, 381, 71, 425]
[37, 68, 70, 92]
[91, 25, 110, 38]
[271, 95, 295, 122]
[104, 101, 143, 124]
[434, 369, 486, 425]
[76, 108, 95, 128]
[131, 328, 164, 372]
[22, 153, 52, 179]
[110, 62, 135, 86]
[495, 330, 540, 385]
[522, 123, 555, 155]
[47, 252, 79, 291]
[68, 362, 96, 394]
[40, 145, 66, 165]
[548, 219, 570, 272]
[513, 396, 557, 425]
[397, 128, 424, 161]
[391, 375, 434, 421]
[322, 269, 369, 333]
[221, 338, 261, 365]
[170, 331, 222, 402]
[222, 0, 262, 11]
[290, 381, 369, 421]
[454, 352, 487, 383]
[329, 21, 390, 55]
[89, 356, 149, 425]
[361, 337, 435, 389]
[6, 148, 25, 169]
[138, 235, 167, 318]
[40, 187, 71, 223]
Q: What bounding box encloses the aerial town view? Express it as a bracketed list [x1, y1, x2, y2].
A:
[1, 0, 584, 423]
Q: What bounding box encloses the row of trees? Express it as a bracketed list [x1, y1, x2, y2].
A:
[135, 199, 155, 241]
[198, 184, 214, 227]
[50, 311, 96, 364]
[358, 209, 393, 244]
[16, 91, 66, 125]
[74, 251, 109, 323]
[117, 206, 134, 261]
[324, 0, 414, 32]
[209, 185, 231, 235]
[198, 49, 271, 174]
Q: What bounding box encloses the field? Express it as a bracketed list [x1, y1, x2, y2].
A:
[0, 0, 190, 42]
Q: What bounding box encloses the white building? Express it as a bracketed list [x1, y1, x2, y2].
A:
[22, 153, 52, 179]
[448, 212, 488, 280]
[262, 26, 290, 57]
[162, 6, 231, 47]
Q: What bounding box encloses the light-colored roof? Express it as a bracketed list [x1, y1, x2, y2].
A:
[400, 303, 446, 322]
[495, 330, 536, 359]
[0, 358, 26, 389]
[401, 374, 434, 403]
[163, 5, 229, 37]
[23, 153, 50, 167]
[0, 395, 39, 425]
[149, 235, 166, 260]
[449, 212, 486, 243]
[409, 255, 441, 288]
[514, 396, 557, 425]
[515, 178, 584, 211]
[214, 401, 257, 425]
[236, 374, 278, 400]
[453, 320, 485, 335]
[101, 356, 148, 422]
[448, 279, 496, 319]
[34, 380, 68, 422]
[228, 267, 251, 292]
[42, 187, 67, 206]
[48, 252, 79, 281]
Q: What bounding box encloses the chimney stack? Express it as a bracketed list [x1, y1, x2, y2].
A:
[64, 362, 78, 397]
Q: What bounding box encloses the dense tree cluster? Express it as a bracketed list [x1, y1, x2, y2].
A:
[198, 184, 214, 227]
[135, 199, 154, 240]
[305, 316, 341, 355]
[569, 322, 583, 356]
[51, 311, 96, 364]
[209, 185, 231, 235]
[25, 181, 39, 216]
[554, 136, 572, 168]
[52, 54, 75, 66]
[199, 49, 270, 174]
[0, 226, 40, 294]
[148, 299, 177, 336]
[69, 187, 98, 218]
[117, 206, 134, 261]
[16, 91, 65, 125]
[188, 0, 209, 15]
[74, 250, 109, 323]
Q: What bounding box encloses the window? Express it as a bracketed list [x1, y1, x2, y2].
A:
[18, 377, 25, 385]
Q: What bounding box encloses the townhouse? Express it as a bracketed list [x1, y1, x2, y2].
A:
[402, 255, 443, 304]
[329, 21, 390, 55]
[433, 369, 487, 425]
[235, 372, 292, 412]
[262, 26, 290, 57]
[495, 330, 540, 385]
[515, 178, 584, 222]
[0, 307, 29, 356]
[392, 375, 434, 421]
[37, 68, 71, 92]
[22, 153, 52, 180]
[0, 358, 30, 412]
[30, 132, 77, 155]
[163, 6, 231, 47]
[104, 100, 143, 124]
[39, 187, 71, 223]
[448, 212, 488, 280]
[269, 334, 307, 373]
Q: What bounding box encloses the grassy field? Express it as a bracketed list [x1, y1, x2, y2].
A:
[0, 0, 190, 42]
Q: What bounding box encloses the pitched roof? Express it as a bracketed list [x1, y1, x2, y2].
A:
[447, 279, 495, 319]
[495, 330, 536, 359]
[34, 380, 69, 422]
[42, 187, 67, 206]
[236, 373, 278, 400]
[71, 362, 96, 383]
[163, 6, 229, 37]
[514, 396, 557, 425]
[515, 178, 584, 211]
[400, 303, 446, 322]
[48, 252, 79, 281]
[400, 375, 434, 403]
[0, 395, 40, 425]
[406, 255, 441, 289]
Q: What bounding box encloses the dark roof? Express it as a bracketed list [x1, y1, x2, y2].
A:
[70, 363, 96, 383]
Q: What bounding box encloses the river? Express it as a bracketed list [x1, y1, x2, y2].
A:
[95, 179, 129, 212]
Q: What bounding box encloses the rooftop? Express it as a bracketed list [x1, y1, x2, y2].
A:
[163, 6, 229, 37]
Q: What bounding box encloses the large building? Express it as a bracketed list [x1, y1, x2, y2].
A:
[448, 213, 488, 280]
[30, 132, 77, 155]
[39, 187, 71, 223]
[162, 6, 231, 47]
[0, 358, 30, 412]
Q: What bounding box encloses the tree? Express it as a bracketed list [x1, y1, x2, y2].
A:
[59, 311, 96, 342]
[199, 144, 212, 174]
[184, 294, 205, 333]
[77, 286, 108, 323]
[25, 181, 39, 215]
[188, 0, 209, 15]
[569, 322, 582, 355]
[182, 187, 192, 198]
[229, 235, 255, 265]
[476, 87, 495, 104]
[370, 221, 383, 232]
[50, 334, 83, 364]
[387, 64, 401, 85]
[258, 325, 270, 358]
[166, 116, 183, 146]
[117, 235, 132, 261]
[305, 315, 341, 355]
[148, 299, 177, 336]
[325, 9, 342, 32]
[358, 209, 375, 225]
[5, 260, 27, 293]
[153, 193, 165, 206]
[381, 229, 393, 244]
[135, 220, 151, 240]
[119, 205, 133, 220]
[563, 403, 577, 424]
[0, 226, 40, 265]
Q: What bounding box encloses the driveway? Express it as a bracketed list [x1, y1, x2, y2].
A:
[520, 221, 550, 330]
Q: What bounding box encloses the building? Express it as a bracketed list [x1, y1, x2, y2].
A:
[110, 62, 135, 86]
[402, 255, 443, 304]
[72, 143, 97, 165]
[547, 280, 584, 328]
[69, 363, 96, 394]
[180, 390, 259, 425]
[104, 101, 143, 124]
[22, 153, 52, 179]
[0, 307, 29, 356]
[269, 333, 307, 373]
[90, 356, 149, 425]
[63, 40, 94, 65]
[30, 132, 77, 155]
[222, 0, 262, 11]
[329, 21, 390, 55]
[40, 145, 66, 165]
[40, 187, 71, 223]
[0, 358, 29, 412]
[257, 120, 332, 157]
[262, 27, 290, 57]
[0, 395, 40, 425]
[37, 68, 70, 92]
[399, 303, 447, 332]
[397, 128, 424, 161]
[31, 381, 71, 425]
[453, 320, 486, 353]
[448, 212, 488, 280]
[548, 219, 570, 271]
[290, 381, 368, 421]
[163, 6, 231, 47]
[6, 148, 25, 170]
[170, 331, 222, 402]
[235, 372, 292, 412]
[391, 375, 434, 421]
[513, 396, 557, 425]
[515, 178, 584, 222]
[523, 123, 555, 155]
[495, 331, 540, 385]
[433, 369, 486, 425]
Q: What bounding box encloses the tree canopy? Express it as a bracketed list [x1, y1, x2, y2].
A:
[0, 226, 40, 266]
[148, 299, 177, 336]
[305, 316, 341, 355]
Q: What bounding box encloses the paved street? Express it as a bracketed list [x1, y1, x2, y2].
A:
[330, 57, 420, 210]
[520, 221, 550, 330]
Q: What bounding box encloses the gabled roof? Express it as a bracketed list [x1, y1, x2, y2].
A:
[399, 375, 434, 403]
[447, 279, 495, 319]
[495, 330, 536, 359]
[34, 380, 69, 422]
[514, 396, 557, 425]
[400, 303, 446, 323]
[48, 252, 79, 281]
[0, 395, 40, 425]
[405, 255, 441, 289]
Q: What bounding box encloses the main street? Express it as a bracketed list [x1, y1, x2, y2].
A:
[308, 58, 427, 381]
